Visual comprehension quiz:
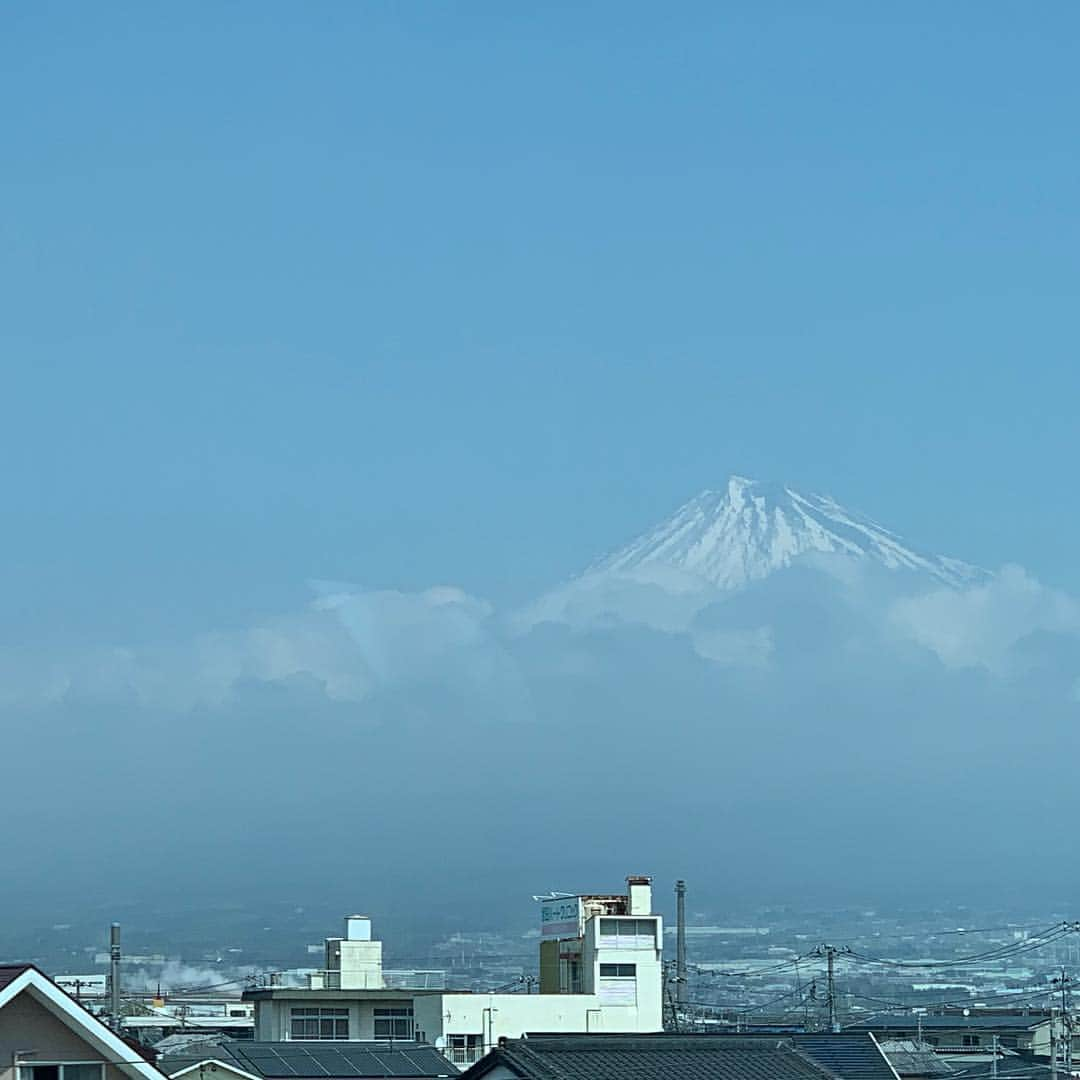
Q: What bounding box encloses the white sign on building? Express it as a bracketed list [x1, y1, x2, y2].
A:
[539, 897, 583, 940]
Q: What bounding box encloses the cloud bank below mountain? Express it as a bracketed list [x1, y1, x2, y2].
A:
[4, 480, 1080, 913]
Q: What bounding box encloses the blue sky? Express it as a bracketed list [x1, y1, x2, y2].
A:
[3, 2, 1078, 645]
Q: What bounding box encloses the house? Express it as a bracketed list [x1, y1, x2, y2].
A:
[880, 1038, 1058, 1080]
[0, 964, 166, 1080]
[244, 876, 664, 1068]
[849, 1014, 1054, 1056]
[157, 1040, 454, 1080]
[458, 1032, 897, 1080]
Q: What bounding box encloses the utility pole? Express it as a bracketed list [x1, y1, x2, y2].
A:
[992, 1034, 999, 1080]
[665, 967, 681, 1034]
[109, 923, 121, 1031]
[812, 945, 848, 1033]
[794, 958, 810, 1032]
[1052, 1006, 1059, 1080]
[675, 880, 687, 1010]
[827, 948, 837, 1032]
[1054, 970, 1073, 1076]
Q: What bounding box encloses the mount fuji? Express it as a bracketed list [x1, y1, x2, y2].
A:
[589, 475, 987, 592]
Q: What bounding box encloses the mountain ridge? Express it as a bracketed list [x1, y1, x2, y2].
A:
[588, 475, 986, 591]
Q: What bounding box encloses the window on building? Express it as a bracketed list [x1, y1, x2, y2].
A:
[21, 1066, 104, 1080]
[373, 1006, 414, 1040]
[1000, 1037, 1018, 1049]
[962, 1035, 981, 1047]
[598, 918, 656, 949]
[598, 961, 638, 1005]
[289, 1006, 349, 1039]
[446, 1035, 484, 1067]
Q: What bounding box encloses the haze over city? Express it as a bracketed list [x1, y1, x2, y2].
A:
[3, 0, 1079, 960]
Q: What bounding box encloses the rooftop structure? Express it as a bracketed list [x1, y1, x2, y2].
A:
[159, 1040, 454, 1080]
[459, 1032, 898, 1080]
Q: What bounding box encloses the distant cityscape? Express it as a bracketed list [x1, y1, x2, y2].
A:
[7, 875, 1080, 1076]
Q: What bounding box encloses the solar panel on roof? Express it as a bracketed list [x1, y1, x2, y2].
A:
[223, 1042, 452, 1079]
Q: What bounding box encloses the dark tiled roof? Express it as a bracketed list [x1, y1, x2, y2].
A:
[461, 1035, 848, 1080]
[161, 1041, 454, 1079]
[158, 1053, 233, 1077]
[0, 964, 34, 991]
[792, 1033, 900, 1080]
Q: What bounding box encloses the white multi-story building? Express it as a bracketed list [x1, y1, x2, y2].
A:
[245, 876, 663, 1069]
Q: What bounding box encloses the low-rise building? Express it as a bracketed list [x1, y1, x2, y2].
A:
[0, 964, 166, 1080]
[243, 875, 664, 1068]
[246, 987, 439, 1042]
[851, 1014, 1054, 1056]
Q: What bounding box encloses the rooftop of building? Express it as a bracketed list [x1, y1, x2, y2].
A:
[460, 1033, 894, 1080]
[880, 1042, 1059, 1080]
[850, 1015, 1049, 1031]
[160, 1040, 454, 1079]
[878, 1041, 955, 1077]
[0, 962, 35, 990]
[788, 1032, 901, 1080]
[242, 987, 450, 1001]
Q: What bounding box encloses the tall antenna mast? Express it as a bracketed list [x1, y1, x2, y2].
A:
[675, 880, 687, 1010]
[109, 923, 121, 1030]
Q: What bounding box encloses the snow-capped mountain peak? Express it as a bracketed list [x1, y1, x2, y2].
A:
[590, 475, 985, 590]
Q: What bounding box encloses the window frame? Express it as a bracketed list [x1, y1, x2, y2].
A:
[597, 917, 657, 948]
[20, 1064, 105, 1080]
[289, 1005, 350, 1040]
[373, 1005, 414, 1040]
[600, 963, 637, 977]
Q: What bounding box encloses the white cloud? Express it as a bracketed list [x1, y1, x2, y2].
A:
[0, 584, 508, 711]
[889, 564, 1080, 673]
[5, 560, 1080, 717]
[513, 565, 724, 636]
[692, 625, 774, 667]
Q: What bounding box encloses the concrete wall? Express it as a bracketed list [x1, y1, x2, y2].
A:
[581, 915, 663, 1030]
[413, 990, 659, 1056]
[253, 983, 662, 1047]
[253, 995, 417, 1041]
[0, 991, 127, 1080]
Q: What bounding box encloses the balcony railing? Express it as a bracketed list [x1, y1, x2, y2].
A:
[444, 1046, 485, 1067]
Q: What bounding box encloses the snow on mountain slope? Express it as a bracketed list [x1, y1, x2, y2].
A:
[590, 475, 986, 591]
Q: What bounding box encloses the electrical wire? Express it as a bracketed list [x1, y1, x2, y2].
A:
[846, 925, 1076, 970]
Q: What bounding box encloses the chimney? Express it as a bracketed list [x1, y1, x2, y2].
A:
[626, 875, 652, 915]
